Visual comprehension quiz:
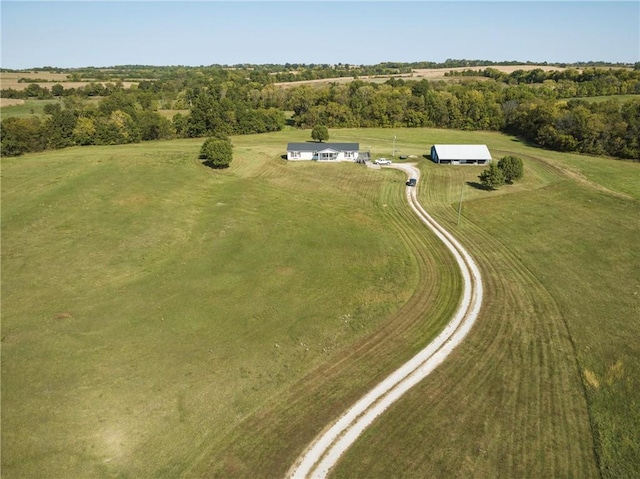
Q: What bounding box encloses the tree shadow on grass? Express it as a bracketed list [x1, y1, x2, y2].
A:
[202, 160, 229, 169]
[466, 181, 494, 191]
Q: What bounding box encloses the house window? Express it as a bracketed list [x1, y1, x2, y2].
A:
[291, 151, 301, 159]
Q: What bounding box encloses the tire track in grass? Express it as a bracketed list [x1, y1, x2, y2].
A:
[287, 163, 484, 479]
[415, 168, 597, 477]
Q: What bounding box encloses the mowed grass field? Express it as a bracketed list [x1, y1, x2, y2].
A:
[332, 135, 640, 478]
[1, 130, 458, 478]
[2, 128, 639, 478]
[0, 99, 61, 118]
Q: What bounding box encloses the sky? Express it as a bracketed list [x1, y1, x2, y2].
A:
[1, 1, 639, 69]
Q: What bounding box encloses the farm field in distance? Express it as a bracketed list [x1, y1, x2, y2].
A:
[0, 70, 139, 91]
[273, 64, 570, 87]
[1, 128, 639, 478]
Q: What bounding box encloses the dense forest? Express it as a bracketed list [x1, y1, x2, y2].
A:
[2, 61, 639, 159]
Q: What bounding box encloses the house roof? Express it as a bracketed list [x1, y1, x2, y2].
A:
[432, 144, 492, 160]
[287, 142, 359, 152]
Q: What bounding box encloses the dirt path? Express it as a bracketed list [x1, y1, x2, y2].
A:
[287, 163, 484, 479]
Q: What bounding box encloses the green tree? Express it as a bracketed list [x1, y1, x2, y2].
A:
[47, 109, 77, 149]
[136, 111, 173, 141]
[478, 163, 505, 190]
[43, 102, 62, 116]
[108, 110, 140, 143]
[98, 90, 137, 116]
[199, 136, 233, 168]
[51, 84, 64, 97]
[24, 83, 52, 99]
[187, 92, 226, 137]
[0, 116, 47, 156]
[172, 113, 188, 138]
[497, 155, 524, 184]
[72, 117, 97, 145]
[322, 102, 356, 127]
[311, 124, 329, 142]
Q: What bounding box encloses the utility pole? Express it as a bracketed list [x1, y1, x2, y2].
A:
[457, 184, 464, 225]
[392, 135, 396, 157]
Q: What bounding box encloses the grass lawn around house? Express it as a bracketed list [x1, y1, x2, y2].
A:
[332, 150, 639, 479]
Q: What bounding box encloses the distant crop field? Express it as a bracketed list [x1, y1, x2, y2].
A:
[0, 98, 24, 107]
[2, 129, 638, 479]
[412, 64, 565, 77]
[1, 71, 70, 83]
[274, 64, 569, 87]
[0, 71, 138, 91]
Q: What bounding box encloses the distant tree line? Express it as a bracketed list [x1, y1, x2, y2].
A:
[1, 90, 175, 156]
[281, 73, 639, 159]
[1, 79, 285, 156]
[445, 67, 640, 97]
[2, 63, 639, 159]
[2, 81, 130, 100]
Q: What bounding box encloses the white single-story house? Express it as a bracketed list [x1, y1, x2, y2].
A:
[431, 144, 492, 165]
[286, 142, 360, 161]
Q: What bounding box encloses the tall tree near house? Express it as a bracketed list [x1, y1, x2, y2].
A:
[199, 135, 233, 168]
[478, 162, 505, 190]
[311, 124, 329, 142]
[497, 155, 524, 183]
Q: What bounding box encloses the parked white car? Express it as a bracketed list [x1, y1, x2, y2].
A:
[375, 158, 392, 165]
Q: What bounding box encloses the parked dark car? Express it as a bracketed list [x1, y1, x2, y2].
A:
[406, 178, 417, 186]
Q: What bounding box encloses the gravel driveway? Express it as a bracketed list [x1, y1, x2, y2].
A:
[288, 163, 484, 479]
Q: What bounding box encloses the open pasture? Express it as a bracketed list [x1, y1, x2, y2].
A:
[2, 128, 638, 478]
[569, 94, 640, 104]
[329, 131, 640, 479]
[1, 130, 458, 478]
[0, 98, 61, 118]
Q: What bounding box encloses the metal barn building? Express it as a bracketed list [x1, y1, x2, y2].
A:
[431, 145, 492, 165]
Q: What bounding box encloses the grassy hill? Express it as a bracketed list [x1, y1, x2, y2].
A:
[2, 128, 638, 478]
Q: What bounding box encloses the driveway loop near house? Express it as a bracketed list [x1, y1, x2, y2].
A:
[287, 163, 484, 479]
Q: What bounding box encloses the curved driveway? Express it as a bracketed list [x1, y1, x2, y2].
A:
[287, 164, 484, 479]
